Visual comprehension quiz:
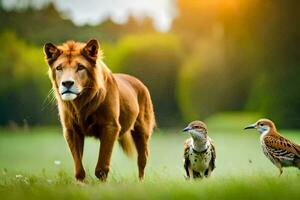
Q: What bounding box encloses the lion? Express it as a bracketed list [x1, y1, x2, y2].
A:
[44, 39, 155, 181]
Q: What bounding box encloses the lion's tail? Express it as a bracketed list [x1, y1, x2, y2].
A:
[118, 131, 136, 158]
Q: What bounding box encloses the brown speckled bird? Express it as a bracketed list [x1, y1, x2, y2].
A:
[182, 121, 216, 179]
[244, 118, 300, 176]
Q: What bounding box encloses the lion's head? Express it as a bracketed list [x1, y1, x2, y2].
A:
[44, 39, 103, 101]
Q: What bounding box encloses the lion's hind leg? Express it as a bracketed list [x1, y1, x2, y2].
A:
[131, 125, 149, 181]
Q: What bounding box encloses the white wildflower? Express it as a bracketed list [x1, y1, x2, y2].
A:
[54, 160, 61, 165]
[15, 174, 23, 178]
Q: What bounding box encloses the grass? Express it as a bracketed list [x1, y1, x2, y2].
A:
[0, 122, 300, 199]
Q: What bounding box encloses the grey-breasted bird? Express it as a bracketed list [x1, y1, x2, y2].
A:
[182, 121, 216, 179]
[244, 118, 300, 176]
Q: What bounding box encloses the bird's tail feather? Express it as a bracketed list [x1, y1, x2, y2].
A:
[295, 158, 300, 169]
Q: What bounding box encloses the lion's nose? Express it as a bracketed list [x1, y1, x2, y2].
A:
[62, 80, 74, 89]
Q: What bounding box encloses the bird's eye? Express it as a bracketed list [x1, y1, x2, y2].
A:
[260, 123, 264, 127]
[77, 64, 85, 72]
[194, 125, 200, 129]
[56, 65, 62, 71]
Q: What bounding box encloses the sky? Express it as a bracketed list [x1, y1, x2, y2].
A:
[2, 0, 178, 32]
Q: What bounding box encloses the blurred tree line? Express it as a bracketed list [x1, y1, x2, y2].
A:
[0, 0, 300, 128]
[175, 0, 300, 128]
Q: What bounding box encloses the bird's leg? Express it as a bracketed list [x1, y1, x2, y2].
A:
[204, 169, 211, 178]
[278, 167, 283, 177]
[188, 167, 194, 180]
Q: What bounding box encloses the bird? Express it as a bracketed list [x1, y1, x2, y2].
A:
[244, 118, 300, 176]
[182, 120, 216, 179]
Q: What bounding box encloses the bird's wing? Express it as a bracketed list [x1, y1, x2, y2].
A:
[264, 135, 300, 160]
[183, 138, 192, 177]
[208, 137, 216, 170]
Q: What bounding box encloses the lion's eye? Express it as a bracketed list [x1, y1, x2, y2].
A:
[56, 65, 62, 71]
[77, 64, 85, 72]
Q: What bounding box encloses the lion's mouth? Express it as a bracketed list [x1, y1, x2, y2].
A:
[61, 90, 78, 95]
[60, 91, 79, 101]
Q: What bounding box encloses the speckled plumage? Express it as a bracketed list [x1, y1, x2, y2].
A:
[182, 121, 216, 179]
[262, 132, 300, 174]
[183, 137, 216, 179]
[245, 119, 300, 176]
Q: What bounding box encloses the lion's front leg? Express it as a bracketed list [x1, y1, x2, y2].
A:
[64, 130, 85, 181]
[95, 124, 120, 181]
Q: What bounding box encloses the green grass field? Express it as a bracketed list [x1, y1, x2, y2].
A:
[1, 117, 300, 199]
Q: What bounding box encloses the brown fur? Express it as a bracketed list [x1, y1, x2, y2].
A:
[44, 39, 155, 181]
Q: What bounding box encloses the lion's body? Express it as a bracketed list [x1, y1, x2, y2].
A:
[45, 40, 155, 181]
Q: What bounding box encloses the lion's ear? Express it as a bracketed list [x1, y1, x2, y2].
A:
[44, 43, 61, 65]
[82, 39, 99, 64]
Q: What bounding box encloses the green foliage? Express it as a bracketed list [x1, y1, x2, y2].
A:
[110, 34, 184, 127]
[0, 4, 156, 45]
[176, 0, 300, 128]
[1, 1, 300, 128]
[0, 30, 55, 125]
[177, 37, 258, 121]
[232, 1, 300, 128]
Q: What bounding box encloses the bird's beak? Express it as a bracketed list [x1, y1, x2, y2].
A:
[244, 123, 257, 130]
[182, 126, 191, 132]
